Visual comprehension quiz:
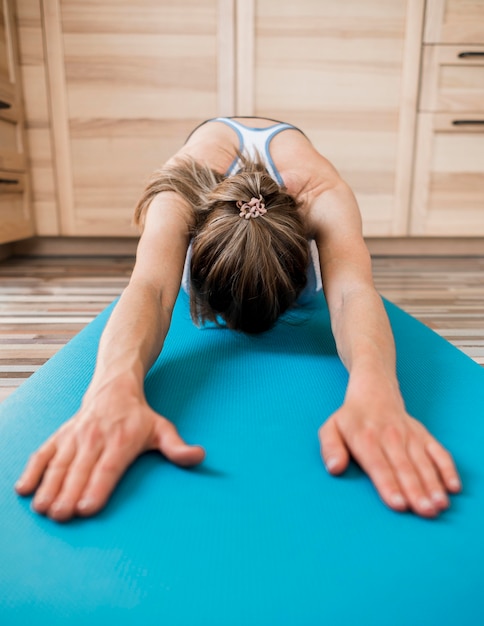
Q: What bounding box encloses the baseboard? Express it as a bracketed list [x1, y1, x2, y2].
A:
[7, 236, 484, 258]
[0, 243, 14, 261]
[366, 237, 484, 256]
[11, 237, 138, 257]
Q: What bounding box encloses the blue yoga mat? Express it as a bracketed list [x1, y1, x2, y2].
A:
[1, 291, 483, 625]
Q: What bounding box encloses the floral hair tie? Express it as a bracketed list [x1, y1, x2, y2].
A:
[236, 195, 267, 219]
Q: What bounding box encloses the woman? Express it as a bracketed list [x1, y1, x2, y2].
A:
[15, 117, 461, 521]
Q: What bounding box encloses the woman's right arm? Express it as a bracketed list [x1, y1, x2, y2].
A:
[15, 191, 205, 522]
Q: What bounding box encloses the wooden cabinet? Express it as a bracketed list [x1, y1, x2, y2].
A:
[236, 0, 424, 236]
[17, 0, 234, 236]
[423, 0, 484, 44]
[0, 0, 34, 244]
[18, 0, 425, 239]
[411, 0, 484, 235]
[13, 0, 483, 240]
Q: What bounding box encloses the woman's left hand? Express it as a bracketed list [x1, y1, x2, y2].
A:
[318, 398, 461, 518]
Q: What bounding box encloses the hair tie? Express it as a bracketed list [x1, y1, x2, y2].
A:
[236, 195, 267, 220]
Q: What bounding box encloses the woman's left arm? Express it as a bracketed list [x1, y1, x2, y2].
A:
[310, 179, 461, 518]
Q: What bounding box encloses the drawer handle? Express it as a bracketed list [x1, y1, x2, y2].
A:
[0, 178, 20, 184]
[457, 51, 484, 59]
[0, 100, 12, 110]
[452, 120, 484, 126]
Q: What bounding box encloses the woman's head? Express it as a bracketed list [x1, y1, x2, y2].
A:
[190, 163, 309, 333]
[134, 155, 310, 334]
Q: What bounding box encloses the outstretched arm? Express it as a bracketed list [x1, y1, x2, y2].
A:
[15, 192, 205, 521]
[310, 179, 461, 518]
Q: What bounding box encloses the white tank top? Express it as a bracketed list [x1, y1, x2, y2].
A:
[202, 117, 303, 184]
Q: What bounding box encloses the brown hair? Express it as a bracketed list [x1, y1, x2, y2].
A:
[134, 154, 310, 334]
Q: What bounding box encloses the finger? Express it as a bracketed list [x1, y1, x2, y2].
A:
[46, 441, 103, 522]
[31, 441, 77, 515]
[15, 439, 57, 495]
[351, 437, 408, 512]
[75, 445, 140, 517]
[153, 418, 205, 467]
[426, 439, 461, 493]
[407, 439, 449, 510]
[382, 429, 438, 517]
[318, 418, 350, 475]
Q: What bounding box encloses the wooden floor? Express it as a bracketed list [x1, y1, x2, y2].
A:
[0, 255, 483, 403]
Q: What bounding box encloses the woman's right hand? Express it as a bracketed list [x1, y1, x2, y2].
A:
[14, 374, 205, 522]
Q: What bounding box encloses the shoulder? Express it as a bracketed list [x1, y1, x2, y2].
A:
[176, 120, 239, 174]
[270, 129, 350, 236]
[271, 130, 343, 201]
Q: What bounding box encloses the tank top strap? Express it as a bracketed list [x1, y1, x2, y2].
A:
[213, 118, 293, 183]
[187, 118, 303, 184]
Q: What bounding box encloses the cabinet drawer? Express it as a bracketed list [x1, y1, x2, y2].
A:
[411, 113, 484, 235]
[420, 45, 484, 112]
[0, 86, 17, 119]
[0, 0, 19, 114]
[0, 115, 24, 170]
[424, 0, 484, 44]
[0, 1, 11, 86]
[0, 172, 34, 244]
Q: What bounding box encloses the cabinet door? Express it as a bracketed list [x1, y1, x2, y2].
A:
[42, 0, 235, 236]
[16, 0, 60, 236]
[420, 45, 484, 112]
[0, 171, 32, 244]
[236, 0, 424, 236]
[411, 114, 484, 235]
[412, 0, 484, 236]
[424, 0, 484, 44]
[0, 0, 26, 172]
[0, 0, 14, 106]
[0, 0, 34, 244]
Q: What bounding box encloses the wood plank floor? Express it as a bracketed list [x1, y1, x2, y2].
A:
[0, 255, 483, 403]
